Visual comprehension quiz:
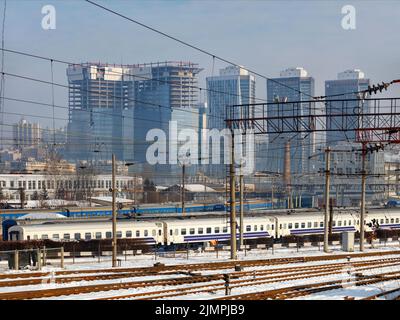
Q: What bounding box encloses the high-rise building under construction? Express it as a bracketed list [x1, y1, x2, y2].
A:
[66, 62, 202, 181]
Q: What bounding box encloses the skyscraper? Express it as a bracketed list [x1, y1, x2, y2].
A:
[129, 62, 202, 182]
[325, 69, 370, 146]
[66, 63, 134, 161]
[206, 66, 256, 177]
[207, 66, 256, 130]
[266, 67, 315, 175]
[13, 119, 42, 150]
[66, 61, 202, 182]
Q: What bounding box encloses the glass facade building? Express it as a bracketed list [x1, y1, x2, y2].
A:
[66, 62, 202, 183]
[325, 69, 370, 146]
[128, 62, 202, 182]
[266, 67, 315, 175]
[206, 66, 256, 177]
[66, 63, 134, 162]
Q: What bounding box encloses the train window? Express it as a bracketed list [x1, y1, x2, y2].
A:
[380, 219, 384, 224]
[74, 233, 81, 240]
[126, 231, 132, 238]
[357, 220, 359, 225]
[246, 225, 251, 232]
[181, 229, 187, 235]
[288, 223, 293, 229]
[343, 220, 347, 226]
[158, 230, 162, 236]
[349, 220, 351, 226]
[279, 224, 282, 230]
[198, 228, 204, 234]
[85, 233, 91, 240]
[271, 225, 274, 230]
[190, 228, 195, 235]
[136, 231, 140, 237]
[283, 223, 287, 229]
[63, 234, 71, 240]
[254, 225, 258, 231]
[106, 232, 112, 239]
[27, 236, 31, 240]
[153, 230, 157, 237]
[320, 222, 323, 227]
[391, 218, 394, 223]
[338, 221, 342, 227]
[396, 218, 399, 223]
[144, 230, 148, 237]
[175, 229, 179, 235]
[301, 223, 305, 229]
[307, 222, 312, 228]
[223, 226, 228, 233]
[95, 232, 102, 239]
[169, 230, 173, 236]
[206, 227, 212, 234]
[215, 227, 220, 234]
[386, 219, 389, 224]
[52, 234, 59, 240]
[260, 225, 264, 231]
[266, 224, 270, 230]
[116, 231, 122, 238]
[295, 223, 299, 229]
[41, 234, 48, 240]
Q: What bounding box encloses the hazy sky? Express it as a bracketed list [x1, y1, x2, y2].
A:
[2, 0, 400, 133]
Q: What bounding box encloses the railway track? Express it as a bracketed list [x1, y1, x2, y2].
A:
[1, 249, 398, 281]
[100, 258, 400, 300]
[361, 287, 400, 300]
[0, 250, 400, 300]
[216, 270, 400, 300]
[1, 252, 400, 289]
[2, 256, 394, 300]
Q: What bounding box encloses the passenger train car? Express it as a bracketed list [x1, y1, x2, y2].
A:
[7, 208, 400, 246]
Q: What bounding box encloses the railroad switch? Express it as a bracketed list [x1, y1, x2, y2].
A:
[234, 264, 243, 272]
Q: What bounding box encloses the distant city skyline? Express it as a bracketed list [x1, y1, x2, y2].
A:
[2, 0, 399, 132]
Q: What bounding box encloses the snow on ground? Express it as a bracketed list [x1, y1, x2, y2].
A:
[0, 244, 400, 300]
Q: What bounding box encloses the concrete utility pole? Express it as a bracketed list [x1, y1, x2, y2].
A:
[112, 153, 117, 267]
[182, 164, 185, 216]
[229, 128, 237, 260]
[239, 171, 244, 249]
[324, 147, 331, 253]
[360, 143, 367, 252]
[283, 141, 292, 209]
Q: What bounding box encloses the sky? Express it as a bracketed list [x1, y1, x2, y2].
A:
[1, 0, 400, 135]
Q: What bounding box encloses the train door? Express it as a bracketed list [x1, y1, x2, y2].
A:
[156, 222, 168, 245]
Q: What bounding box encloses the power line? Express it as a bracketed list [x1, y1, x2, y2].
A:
[0, 47, 267, 104]
[84, 0, 315, 100]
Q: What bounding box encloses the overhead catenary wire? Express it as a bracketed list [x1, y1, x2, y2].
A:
[0, 49, 393, 175]
[0, 47, 267, 105]
[84, 0, 316, 100]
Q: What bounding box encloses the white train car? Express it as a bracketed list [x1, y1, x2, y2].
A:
[274, 212, 357, 238]
[6, 208, 400, 245]
[164, 217, 274, 245]
[8, 220, 164, 245]
[273, 208, 400, 238]
[361, 208, 400, 230]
